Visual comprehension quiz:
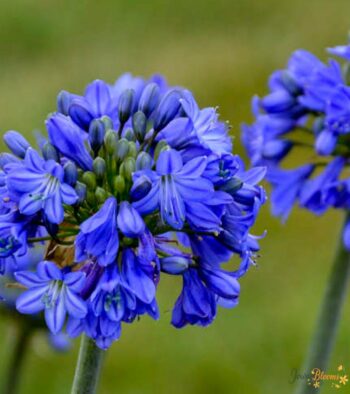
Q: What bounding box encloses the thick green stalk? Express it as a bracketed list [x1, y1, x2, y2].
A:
[295, 214, 350, 393]
[71, 335, 105, 394]
[2, 323, 32, 394]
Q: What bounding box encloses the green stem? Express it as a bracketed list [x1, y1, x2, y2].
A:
[295, 213, 350, 394]
[2, 323, 32, 394]
[71, 335, 105, 394]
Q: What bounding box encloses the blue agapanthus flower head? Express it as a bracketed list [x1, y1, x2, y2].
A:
[0, 73, 265, 349]
[243, 37, 350, 248]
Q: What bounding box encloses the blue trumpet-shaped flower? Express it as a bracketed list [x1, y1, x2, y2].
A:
[6, 148, 78, 224]
[75, 197, 119, 266]
[15, 261, 87, 334]
[133, 149, 220, 230]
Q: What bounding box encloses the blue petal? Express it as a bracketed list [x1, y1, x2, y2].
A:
[64, 288, 87, 318]
[16, 286, 47, 314]
[45, 293, 66, 334]
[37, 261, 62, 281]
[85, 80, 111, 116]
[156, 149, 183, 175]
[14, 271, 46, 287]
[117, 201, 145, 237]
[60, 183, 78, 205]
[122, 249, 155, 304]
[64, 271, 86, 292]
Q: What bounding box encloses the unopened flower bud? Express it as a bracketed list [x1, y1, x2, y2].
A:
[132, 111, 147, 141]
[42, 142, 59, 162]
[4, 131, 30, 158]
[127, 142, 137, 159]
[154, 89, 182, 131]
[136, 151, 153, 171]
[160, 256, 190, 275]
[82, 171, 97, 190]
[124, 128, 136, 142]
[138, 83, 160, 117]
[118, 89, 134, 125]
[123, 157, 136, 181]
[93, 157, 106, 180]
[100, 115, 113, 130]
[95, 187, 108, 204]
[86, 190, 97, 206]
[57, 90, 74, 115]
[104, 130, 118, 155]
[130, 175, 152, 201]
[115, 138, 129, 160]
[0, 153, 18, 168]
[89, 119, 106, 153]
[75, 182, 87, 204]
[113, 175, 125, 194]
[69, 98, 94, 130]
[64, 161, 78, 186]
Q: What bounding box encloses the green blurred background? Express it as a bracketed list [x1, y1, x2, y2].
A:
[0, 0, 350, 393]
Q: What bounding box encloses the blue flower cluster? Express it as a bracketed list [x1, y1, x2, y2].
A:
[0, 74, 265, 349]
[242, 39, 350, 248]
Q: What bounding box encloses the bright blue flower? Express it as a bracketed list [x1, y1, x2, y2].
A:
[180, 90, 232, 154]
[15, 261, 87, 334]
[6, 148, 78, 224]
[133, 149, 218, 230]
[75, 197, 119, 266]
[171, 269, 216, 328]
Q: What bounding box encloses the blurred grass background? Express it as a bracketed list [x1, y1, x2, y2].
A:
[0, 0, 350, 393]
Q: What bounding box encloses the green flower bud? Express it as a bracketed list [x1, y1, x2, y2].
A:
[136, 151, 153, 170]
[127, 141, 137, 159]
[115, 138, 129, 160]
[123, 157, 136, 181]
[95, 186, 108, 204]
[86, 190, 97, 206]
[104, 130, 118, 155]
[132, 111, 147, 141]
[93, 157, 106, 180]
[124, 128, 136, 142]
[113, 175, 125, 194]
[100, 115, 113, 130]
[82, 171, 97, 190]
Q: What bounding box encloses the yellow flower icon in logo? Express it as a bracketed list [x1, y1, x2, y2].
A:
[339, 375, 348, 385]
